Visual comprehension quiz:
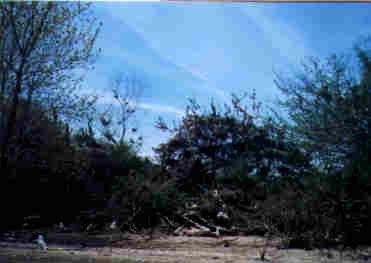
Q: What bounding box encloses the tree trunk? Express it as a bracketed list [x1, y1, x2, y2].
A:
[0, 63, 24, 173]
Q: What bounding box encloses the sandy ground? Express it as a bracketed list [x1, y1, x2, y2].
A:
[107, 234, 371, 263]
[1, 233, 371, 262]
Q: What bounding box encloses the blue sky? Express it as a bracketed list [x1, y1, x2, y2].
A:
[83, 3, 371, 157]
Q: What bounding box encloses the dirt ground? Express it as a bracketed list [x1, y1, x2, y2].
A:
[106, 234, 371, 263]
[1, 232, 371, 262]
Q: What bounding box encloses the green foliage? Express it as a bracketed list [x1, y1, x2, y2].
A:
[0, 1, 100, 228]
[109, 169, 181, 231]
[156, 96, 310, 194]
[0, 98, 92, 229]
[2, 1, 371, 250]
[276, 46, 371, 174]
[0, 1, 101, 173]
[271, 38, 371, 247]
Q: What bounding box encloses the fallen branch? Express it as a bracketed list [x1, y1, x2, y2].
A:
[182, 215, 210, 232]
[163, 216, 176, 228]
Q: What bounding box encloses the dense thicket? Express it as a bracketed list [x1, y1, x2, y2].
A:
[0, 1, 100, 229]
[0, 99, 89, 228]
[155, 96, 311, 193]
[271, 40, 371, 247]
[153, 96, 312, 240]
[266, 40, 371, 248]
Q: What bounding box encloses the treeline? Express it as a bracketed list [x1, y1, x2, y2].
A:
[0, 2, 99, 228]
[1, 2, 371, 249]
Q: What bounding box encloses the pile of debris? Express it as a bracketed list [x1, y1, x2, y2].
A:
[172, 190, 238, 237]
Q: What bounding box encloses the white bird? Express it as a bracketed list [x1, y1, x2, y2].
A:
[110, 220, 117, 230]
[217, 211, 229, 221]
[57, 221, 66, 232]
[85, 223, 94, 232]
[36, 234, 48, 250]
[109, 220, 118, 253]
[215, 226, 221, 238]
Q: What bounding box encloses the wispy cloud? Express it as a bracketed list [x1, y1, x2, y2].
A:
[240, 5, 314, 66]
[99, 5, 229, 102]
[137, 102, 184, 117]
[97, 91, 184, 117]
[97, 92, 118, 105]
[168, 58, 229, 101]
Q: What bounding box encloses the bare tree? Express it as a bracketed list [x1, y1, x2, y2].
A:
[100, 72, 145, 144]
[0, 2, 100, 171]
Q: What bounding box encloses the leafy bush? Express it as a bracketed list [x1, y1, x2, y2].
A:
[108, 168, 181, 231]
